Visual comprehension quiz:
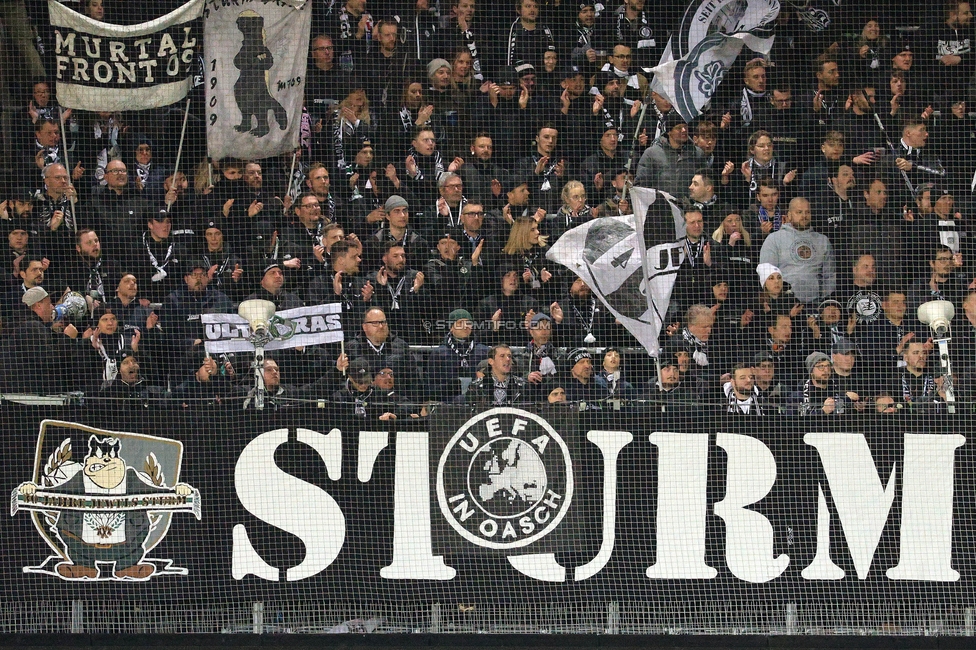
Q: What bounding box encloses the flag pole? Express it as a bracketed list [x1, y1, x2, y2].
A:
[620, 80, 655, 205]
[167, 97, 192, 211]
[285, 150, 298, 214]
[57, 107, 77, 233]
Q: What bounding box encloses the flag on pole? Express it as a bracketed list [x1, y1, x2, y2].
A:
[546, 188, 685, 356]
[204, 0, 311, 161]
[48, 0, 203, 111]
[649, 0, 779, 122]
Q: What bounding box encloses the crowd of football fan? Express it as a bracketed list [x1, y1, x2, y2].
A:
[4, 0, 976, 414]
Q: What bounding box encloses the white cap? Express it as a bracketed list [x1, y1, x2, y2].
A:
[756, 263, 781, 288]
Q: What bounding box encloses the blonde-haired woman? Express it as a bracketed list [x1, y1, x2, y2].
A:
[502, 216, 555, 299]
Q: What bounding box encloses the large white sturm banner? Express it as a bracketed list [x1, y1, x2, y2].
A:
[204, 0, 310, 161]
[48, 0, 204, 111]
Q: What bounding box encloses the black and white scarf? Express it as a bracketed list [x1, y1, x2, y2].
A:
[506, 19, 555, 65]
[682, 328, 708, 366]
[526, 340, 557, 375]
[446, 333, 477, 367]
[724, 382, 762, 415]
[741, 88, 765, 126]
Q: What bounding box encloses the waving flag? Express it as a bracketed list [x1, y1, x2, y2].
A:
[649, 0, 780, 122]
[546, 188, 685, 356]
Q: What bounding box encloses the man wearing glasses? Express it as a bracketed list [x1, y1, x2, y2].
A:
[92, 160, 150, 256]
[792, 352, 840, 415]
[306, 35, 350, 129]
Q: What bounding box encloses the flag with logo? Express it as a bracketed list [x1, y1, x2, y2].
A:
[649, 0, 780, 122]
[48, 0, 203, 111]
[204, 0, 310, 160]
[546, 187, 685, 356]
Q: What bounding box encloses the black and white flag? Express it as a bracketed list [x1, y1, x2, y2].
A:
[205, 0, 310, 161]
[48, 0, 203, 111]
[546, 188, 684, 356]
[202, 303, 343, 354]
[649, 0, 779, 122]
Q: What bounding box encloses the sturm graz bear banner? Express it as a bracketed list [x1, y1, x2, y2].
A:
[48, 0, 204, 111]
[205, 0, 310, 161]
[3, 404, 976, 622]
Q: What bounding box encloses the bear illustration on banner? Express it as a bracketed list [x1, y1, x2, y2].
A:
[11, 420, 200, 581]
[232, 11, 288, 137]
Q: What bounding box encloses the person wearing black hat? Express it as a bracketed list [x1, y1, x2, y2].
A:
[160, 257, 234, 382]
[560, 347, 608, 407]
[427, 308, 490, 401]
[80, 304, 142, 393]
[101, 349, 164, 403]
[489, 176, 547, 226]
[564, 1, 601, 75]
[472, 66, 527, 170]
[246, 261, 304, 311]
[328, 357, 401, 419]
[127, 137, 167, 198]
[646, 352, 696, 410]
[634, 113, 698, 198]
[906, 183, 966, 260]
[0, 210, 38, 284]
[831, 336, 867, 411]
[580, 126, 620, 208]
[594, 346, 635, 398]
[423, 230, 483, 334]
[243, 220, 302, 296]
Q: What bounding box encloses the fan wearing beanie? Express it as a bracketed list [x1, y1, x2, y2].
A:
[754, 262, 800, 318]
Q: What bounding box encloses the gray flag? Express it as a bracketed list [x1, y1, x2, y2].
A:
[546, 188, 684, 355]
[205, 0, 310, 160]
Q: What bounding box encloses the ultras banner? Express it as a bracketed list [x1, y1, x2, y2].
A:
[2, 404, 975, 608]
[204, 0, 310, 161]
[48, 0, 203, 111]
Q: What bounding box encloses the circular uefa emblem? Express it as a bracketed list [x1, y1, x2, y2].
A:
[437, 408, 573, 550]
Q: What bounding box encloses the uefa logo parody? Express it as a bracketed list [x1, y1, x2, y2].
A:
[437, 408, 573, 550]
